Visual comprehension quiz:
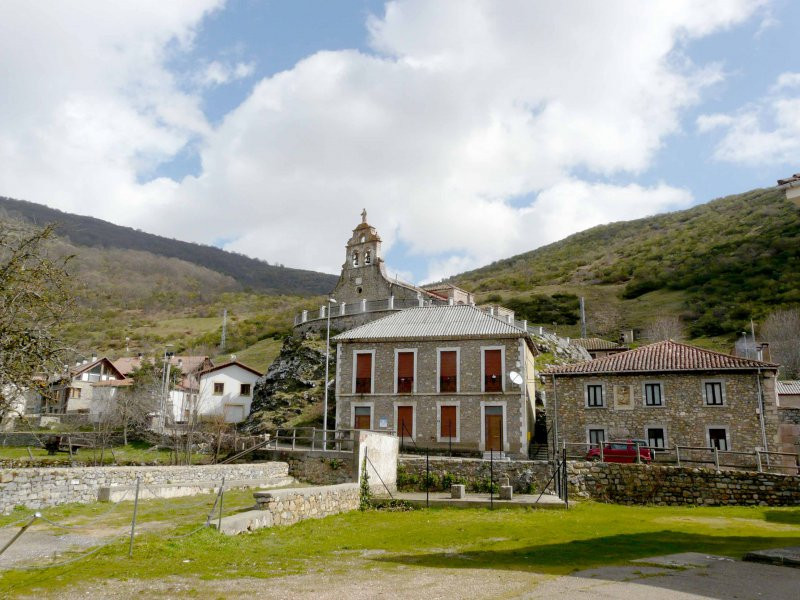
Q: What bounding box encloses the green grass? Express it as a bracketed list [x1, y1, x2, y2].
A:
[0, 442, 210, 466]
[215, 336, 282, 372]
[1, 499, 798, 595]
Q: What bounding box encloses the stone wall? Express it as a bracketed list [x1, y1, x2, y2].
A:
[569, 461, 800, 506]
[336, 337, 533, 457]
[548, 372, 780, 454]
[399, 456, 552, 493]
[294, 309, 400, 336]
[0, 462, 289, 514]
[398, 456, 800, 506]
[255, 449, 355, 485]
[217, 484, 360, 534]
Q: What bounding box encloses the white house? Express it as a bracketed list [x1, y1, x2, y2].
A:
[192, 361, 262, 423]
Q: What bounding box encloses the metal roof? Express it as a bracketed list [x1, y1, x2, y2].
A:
[333, 305, 528, 342]
[777, 381, 800, 395]
[545, 340, 778, 375]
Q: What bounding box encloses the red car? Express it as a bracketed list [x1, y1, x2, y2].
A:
[586, 439, 652, 463]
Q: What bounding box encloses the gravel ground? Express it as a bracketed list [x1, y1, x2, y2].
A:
[0, 528, 105, 569]
[8, 552, 800, 599]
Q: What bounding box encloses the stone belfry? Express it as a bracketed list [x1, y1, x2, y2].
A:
[334, 209, 388, 303]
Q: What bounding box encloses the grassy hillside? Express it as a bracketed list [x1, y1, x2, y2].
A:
[454, 187, 800, 341]
[0, 195, 338, 295]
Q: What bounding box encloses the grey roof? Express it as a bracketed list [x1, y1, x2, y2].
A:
[777, 381, 800, 395]
[333, 305, 528, 342]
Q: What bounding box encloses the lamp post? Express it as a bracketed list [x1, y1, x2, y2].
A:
[323, 298, 337, 450]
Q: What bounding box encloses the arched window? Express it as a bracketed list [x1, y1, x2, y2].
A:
[365, 250, 372, 265]
[352, 251, 359, 266]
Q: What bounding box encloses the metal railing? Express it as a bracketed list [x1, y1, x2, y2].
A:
[559, 440, 799, 475]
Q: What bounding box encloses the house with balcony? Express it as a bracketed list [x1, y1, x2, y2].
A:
[333, 304, 538, 458]
[42, 357, 130, 418]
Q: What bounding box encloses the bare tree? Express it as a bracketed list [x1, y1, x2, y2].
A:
[643, 315, 685, 342]
[0, 223, 72, 420]
[761, 309, 800, 379]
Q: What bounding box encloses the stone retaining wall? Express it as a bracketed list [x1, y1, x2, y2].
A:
[217, 483, 360, 534]
[570, 462, 800, 506]
[0, 462, 289, 514]
[255, 450, 355, 486]
[398, 456, 800, 506]
[399, 456, 552, 493]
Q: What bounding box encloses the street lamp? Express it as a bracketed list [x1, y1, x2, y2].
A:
[323, 298, 337, 450]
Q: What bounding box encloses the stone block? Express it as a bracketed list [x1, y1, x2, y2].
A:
[499, 485, 513, 500]
[451, 484, 465, 499]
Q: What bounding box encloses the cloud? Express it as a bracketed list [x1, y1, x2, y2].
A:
[0, 1, 764, 281]
[698, 72, 800, 165]
[194, 60, 256, 88]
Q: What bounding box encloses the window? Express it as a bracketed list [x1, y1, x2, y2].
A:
[708, 427, 729, 451]
[68, 387, 82, 399]
[439, 350, 458, 393]
[365, 250, 371, 265]
[483, 349, 503, 392]
[586, 384, 604, 407]
[355, 352, 373, 394]
[396, 351, 414, 394]
[240, 384, 251, 396]
[352, 251, 359, 266]
[213, 382, 224, 395]
[704, 381, 724, 405]
[354, 406, 371, 429]
[646, 427, 666, 449]
[588, 428, 605, 446]
[644, 383, 663, 406]
[440, 405, 458, 440]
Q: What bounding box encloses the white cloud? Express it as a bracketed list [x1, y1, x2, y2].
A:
[194, 60, 255, 87]
[0, 0, 764, 280]
[698, 72, 800, 165]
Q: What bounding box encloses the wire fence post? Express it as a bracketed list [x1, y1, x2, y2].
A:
[425, 447, 430, 508]
[755, 450, 763, 473]
[490, 448, 494, 510]
[713, 447, 720, 472]
[599, 441, 604, 463]
[0, 513, 39, 557]
[635, 441, 641, 464]
[218, 476, 226, 531]
[562, 446, 568, 508]
[128, 477, 140, 558]
[676, 446, 681, 467]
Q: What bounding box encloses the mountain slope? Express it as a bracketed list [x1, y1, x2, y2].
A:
[0, 196, 338, 296]
[453, 187, 800, 338]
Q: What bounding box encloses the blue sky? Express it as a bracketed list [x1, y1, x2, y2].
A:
[1, 1, 799, 282]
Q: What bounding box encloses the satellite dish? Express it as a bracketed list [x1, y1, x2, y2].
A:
[509, 371, 523, 385]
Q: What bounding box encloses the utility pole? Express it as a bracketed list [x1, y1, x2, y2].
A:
[220, 308, 227, 352]
[580, 297, 587, 339]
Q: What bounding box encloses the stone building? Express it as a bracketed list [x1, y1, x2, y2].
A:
[333, 305, 537, 458]
[43, 357, 130, 416]
[543, 340, 781, 455]
[571, 337, 629, 359]
[293, 211, 474, 334]
[777, 172, 800, 207]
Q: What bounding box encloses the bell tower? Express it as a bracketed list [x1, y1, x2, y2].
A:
[345, 209, 383, 274]
[330, 209, 390, 304]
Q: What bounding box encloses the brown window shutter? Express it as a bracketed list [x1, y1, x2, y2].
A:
[440, 405, 457, 437]
[397, 352, 414, 393]
[484, 349, 502, 392]
[356, 353, 372, 393]
[440, 351, 457, 392]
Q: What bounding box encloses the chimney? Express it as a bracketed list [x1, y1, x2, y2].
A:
[91, 353, 97, 362]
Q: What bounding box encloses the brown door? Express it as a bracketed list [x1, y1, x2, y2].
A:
[397, 406, 413, 440]
[440, 405, 457, 439]
[397, 352, 414, 394]
[354, 407, 371, 429]
[440, 351, 457, 392]
[485, 407, 503, 451]
[355, 353, 372, 394]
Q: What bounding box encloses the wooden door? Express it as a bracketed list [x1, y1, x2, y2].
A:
[397, 406, 413, 440]
[485, 413, 503, 451]
[397, 352, 414, 393]
[484, 349, 502, 392]
[440, 405, 457, 439]
[354, 407, 371, 429]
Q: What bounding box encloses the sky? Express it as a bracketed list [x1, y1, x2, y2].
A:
[1, 0, 798, 284]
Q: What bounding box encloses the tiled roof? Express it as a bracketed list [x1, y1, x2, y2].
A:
[572, 337, 626, 351]
[777, 381, 800, 395]
[198, 360, 263, 378]
[544, 340, 778, 375]
[333, 305, 528, 341]
[113, 355, 211, 375]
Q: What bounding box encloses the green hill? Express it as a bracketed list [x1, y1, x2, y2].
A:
[0, 195, 338, 296]
[453, 187, 800, 341]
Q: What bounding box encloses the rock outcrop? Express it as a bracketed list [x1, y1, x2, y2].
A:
[245, 335, 336, 431]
